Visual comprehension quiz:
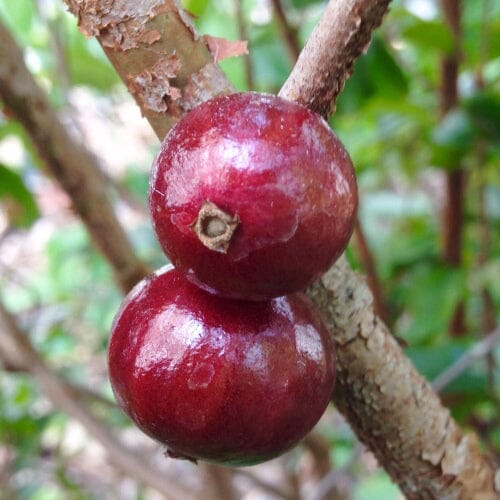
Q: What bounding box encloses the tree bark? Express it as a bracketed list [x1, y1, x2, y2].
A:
[19, 0, 498, 497]
[64, 0, 234, 140]
[278, 0, 391, 116]
[308, 258, 497, 499]
[0, 20, 149, 293]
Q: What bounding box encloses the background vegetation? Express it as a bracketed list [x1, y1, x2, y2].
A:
[0, 0, 498, 498]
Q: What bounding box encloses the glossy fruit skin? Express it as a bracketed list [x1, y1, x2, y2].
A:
[149, 92, 358, 301]
[108, 266, 335, 467]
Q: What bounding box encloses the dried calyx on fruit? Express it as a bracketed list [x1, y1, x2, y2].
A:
[108, 266, 336, 466]
[149, 92, 358, 301]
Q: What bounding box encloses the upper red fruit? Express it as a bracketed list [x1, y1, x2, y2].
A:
[149, 92, 358, 301]
[108, 266, 335, 466]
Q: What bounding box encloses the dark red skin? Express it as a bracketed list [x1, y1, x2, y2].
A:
[149, 92, 358, 301]
[108, 266, 335, 467]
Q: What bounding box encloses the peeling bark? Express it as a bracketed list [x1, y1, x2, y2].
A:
[128, 53, 182, 113]
[64, 0, 235, 139]
[202, 35, 248, 64]
[0, 20, 149, 293]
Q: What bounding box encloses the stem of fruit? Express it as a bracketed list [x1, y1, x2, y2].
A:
[190, 200, 239, 253]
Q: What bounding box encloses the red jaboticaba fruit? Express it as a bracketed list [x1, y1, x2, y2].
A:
[108, 265, 335, 466]
[149, 92, 358, 301]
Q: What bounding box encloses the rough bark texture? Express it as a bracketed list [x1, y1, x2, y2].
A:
[278, 0, 391, 116]
[308, 257, 497, 499]
[64, 0, 235, 140]
[0, 20, 149, 293]
[35, 0, 500, 497]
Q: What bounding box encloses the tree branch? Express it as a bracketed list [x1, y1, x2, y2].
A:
[278, 0, 391, 116]
[277, 1, 497, 495]
[439, 0, 467, 336]
[308, 258, 497, 498]
[235, 0, 254, 90]
[0, 19, 149, 293]
[0, 301, 194, 500]
[270, 0, 301, 63]
[63, 0, 235, 140]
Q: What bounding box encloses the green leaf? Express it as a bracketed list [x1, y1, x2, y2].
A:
[355, 472, 401, 500]
[365, 37, 409, 98]
[337, 37, 408, 114]
[336, 56, 375, 114]
[289, 0, 324, 7]
[249, 26, 291, 91]
[67, 35, 119, 91]
[0, 0, 36, 46]
[430, 110, 476, 169]
[401, 17, 455, 54]
[396, 264, 467, 345]
[0, 164, 40, 227]
[463, 92, 500, 143]
[181, 0, 209, 16]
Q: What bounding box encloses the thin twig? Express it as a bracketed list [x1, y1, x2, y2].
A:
[352, 217, 389, 324]
[302, 431, 332, 480]
[439, 0, 467, 336]
[235, 0, 254, 90]
[234, 469, 296, 500]
[309, 444, 364, 500]
[200, 464, 238, 500]
[432, 327, 500, 393]
[270, 0, 301, 63]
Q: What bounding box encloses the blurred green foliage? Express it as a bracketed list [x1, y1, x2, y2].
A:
[0, 0, 498, 498]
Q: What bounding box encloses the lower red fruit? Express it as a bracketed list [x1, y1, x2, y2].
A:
[108, 266, 335, 466]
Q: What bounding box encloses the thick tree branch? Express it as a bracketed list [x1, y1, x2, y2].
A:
[50, 0, 498, 497]
[278, 1, 498, 496]
[308, 258, 497, 498]
[0, 20, 149, 293]
[63, 0, 234, 140]
[0, 301, 193, 500]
